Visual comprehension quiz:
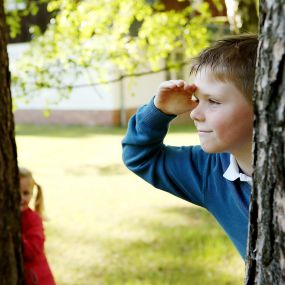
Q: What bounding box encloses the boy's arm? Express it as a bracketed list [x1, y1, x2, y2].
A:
[122, 81, 206, 206]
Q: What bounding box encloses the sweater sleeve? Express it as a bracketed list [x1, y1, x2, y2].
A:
[122, 98, 206, 207]
[22, 212, 45, 261]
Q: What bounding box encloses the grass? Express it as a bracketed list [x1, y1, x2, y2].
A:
[16, 124, 245, 285]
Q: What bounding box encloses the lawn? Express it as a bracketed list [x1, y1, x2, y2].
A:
[16, 124, 244, 285]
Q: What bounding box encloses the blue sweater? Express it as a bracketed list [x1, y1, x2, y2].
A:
[122, 99, 252, 260]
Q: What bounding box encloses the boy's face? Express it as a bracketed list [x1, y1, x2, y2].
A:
[190, 67, 253, 155]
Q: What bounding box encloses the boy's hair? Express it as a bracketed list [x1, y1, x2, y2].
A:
[19, 167, 45, 218]
[190, 34, 258, 101]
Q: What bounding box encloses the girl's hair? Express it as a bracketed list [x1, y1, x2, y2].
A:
[19, 167, 45, 218]
[190, 34, 258, 102]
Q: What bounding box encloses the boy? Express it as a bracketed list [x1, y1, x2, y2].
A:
[122, 34, 258, 260]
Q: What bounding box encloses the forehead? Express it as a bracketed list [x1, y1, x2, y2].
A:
[193, 67, 241, 98]
[20, 177, 33, 191]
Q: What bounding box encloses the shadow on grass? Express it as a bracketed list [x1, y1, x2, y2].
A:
[65, 163, 128, 176]
[168, 123, 196, 134]
[15, 124, 126, 138]
[49, 206, 243, 285]
[15, 123, 197, 138]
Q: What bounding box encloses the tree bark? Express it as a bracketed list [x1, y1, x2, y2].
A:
[245, 0, 285, 284]
[0, 0, 24, 284]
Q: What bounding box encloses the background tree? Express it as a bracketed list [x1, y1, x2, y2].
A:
[225, 0, 258, 33]
[245, 0, 285, 284]
[237, 0, 258, 33]
[0, 0, 24, 284]
[10, 0, 226, 101]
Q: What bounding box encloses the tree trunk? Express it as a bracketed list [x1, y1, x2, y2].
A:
[245, 0, 285, 284]
[0, 0, 24, 284]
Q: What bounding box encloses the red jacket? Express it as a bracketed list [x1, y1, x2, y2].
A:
[21, 208, 56, 285]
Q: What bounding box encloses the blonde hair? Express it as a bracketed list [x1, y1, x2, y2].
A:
[19, 167, 45, 218]
[190, 34, 258, 102]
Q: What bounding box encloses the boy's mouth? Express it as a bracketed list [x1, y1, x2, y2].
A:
[198, 130, 212, 133]
[198, 130, 213, 136]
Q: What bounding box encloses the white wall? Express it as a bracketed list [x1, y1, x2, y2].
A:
[8, 43, 118, 110]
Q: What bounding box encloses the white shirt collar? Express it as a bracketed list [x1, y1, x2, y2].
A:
[223, 154, 252, 186]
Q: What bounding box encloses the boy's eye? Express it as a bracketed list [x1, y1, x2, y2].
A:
[209, 99, 220, 105]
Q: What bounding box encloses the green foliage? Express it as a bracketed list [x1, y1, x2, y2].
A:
[5, 0, 48, 37]
[10, 0, 225, 101]
[6, 9, 21, 38]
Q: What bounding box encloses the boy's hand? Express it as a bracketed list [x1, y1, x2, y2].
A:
[154, 80, 197, 115]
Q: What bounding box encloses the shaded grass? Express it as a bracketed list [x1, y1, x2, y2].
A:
[16, 124, 244, 285]
[15, 124, 126, 137]
[88, 207, 243, 285]
[15, 123, 196, 138]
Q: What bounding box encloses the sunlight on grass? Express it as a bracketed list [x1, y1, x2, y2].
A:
[16, 124, 244, 285]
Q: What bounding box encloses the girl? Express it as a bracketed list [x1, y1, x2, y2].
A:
[19, 167, 56, 285]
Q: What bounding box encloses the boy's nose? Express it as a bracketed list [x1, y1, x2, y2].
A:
[190, 105, 205, 122]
